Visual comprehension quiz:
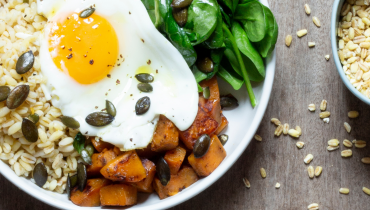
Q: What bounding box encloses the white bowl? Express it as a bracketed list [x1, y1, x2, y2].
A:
[0, 0, 276, 209]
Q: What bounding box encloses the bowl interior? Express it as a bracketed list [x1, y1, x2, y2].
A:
[0, 0, 276, 209]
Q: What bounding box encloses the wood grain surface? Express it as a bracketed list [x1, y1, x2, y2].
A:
[2, 0, 370, 209]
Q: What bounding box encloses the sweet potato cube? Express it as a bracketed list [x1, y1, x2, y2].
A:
[91, 138, 114, 152]
[71, 178, 111, 207]
[164, 146, 187, 175]
[100, 150, 146, 182]
[214, 114, 228, 135]
[100, 184, 137, 206]
[188, 135, 226, 177]
[87, 149, 117, 177]
[136, 144, 158, 159]
[179, 107, 218, 149]
[153, 166, 198, 199]
[151, 115, 179, 152]
[199, 76, 222, 124]
[130, 159, 156, 193]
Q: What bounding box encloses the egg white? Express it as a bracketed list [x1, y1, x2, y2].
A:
[38, 0, 199, 150]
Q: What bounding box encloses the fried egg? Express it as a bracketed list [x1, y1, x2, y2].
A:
[37, 0, 198, 150]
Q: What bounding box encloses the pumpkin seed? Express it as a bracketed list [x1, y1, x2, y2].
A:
[202, 87, 210, 99]
[16, 50, 34, 74]
[79, 7, 95, 18]
[196, 57, 214, 73]
[85, 144, 95, 156]
[220, 94, 239, 109]
[22, 118, 38, 142]
[218, 134, 228, 145]
[193, 134, 211, 158]
[67, 174, 78, 200]
[6, 84, 29, 109]
[81, 149, 92, 165]
[33, 162, 47, 188]
[135, 73, 154, 83]
[105, 100, 116, 117]
[137, 83, 153, 92]
[0, 86, 10, 102]
[173, 8, 188, 27]
[28, 113, 39, 124]
[157, 157, 171, 186]
[85, 112, 114, 127]
[60, 116, 80, 129]
[77, 163, 87, 191]
[171, 0, 193, 9]
[135, 96, 150, 115]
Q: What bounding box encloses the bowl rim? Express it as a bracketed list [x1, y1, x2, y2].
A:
[0, 0, 276, 209]
[331, 0, 370, 105]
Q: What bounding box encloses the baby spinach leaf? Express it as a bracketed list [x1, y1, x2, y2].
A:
[231, 22, 265, 81]
[73, 132, 86, 154]
[142, 0, 162, 28]
[217, 66, 244, 90]
[239, 0, 257, 4]
[203, 9, 224, 49]
[185, 0, 219, 45]
[219, 6, 231, 27]
[205, 48, 225, 79]
[256, 5, 278, 58]
[223, 48, 241, 76]
[234, 1, 267, 42]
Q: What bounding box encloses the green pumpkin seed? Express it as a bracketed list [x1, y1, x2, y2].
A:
[196, 57, 214, 73]
[157, 157, 171, 186]
[33, 162, 47, 188]
[16, 50, 34, 74]
[79, 7, 95, 18]
[81, 149, 92, 165]
[6, 85, 29, 109]
[105, 100, 116, 117]
[173, 8, 188, 27]
[28, 113, 39, 124]
[171, 0, 193, 9]
[202, 87, 210, 99]
[22, 118, 38, 142]
[85, 144, 95, 156]
[193, 134, 211, 158]
[137, 83, 153, 92]
[60, 116, 80, 129]
[77, 163, 87, 191]
[0, 86, 10, 102]
[67, 174, 78, 200]
[85, 112, 114, 127]
[135, 96, 150, 115]
[135, 73, 154, 83]
[218, 134, 228, 146]
[220, 94, 239, 109]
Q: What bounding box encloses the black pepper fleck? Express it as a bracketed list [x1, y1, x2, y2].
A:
[89, 59, 94, 65]
[141, 39, 144, 43]
[67, 54, 73, 59]
[156, 69, 158, 73]
[95, 106, 98, 109]
[107, 74, 111, 78]
[116, 79, 120, 84]
[68, 48, 72, 51]
[147, 60, 151, 65]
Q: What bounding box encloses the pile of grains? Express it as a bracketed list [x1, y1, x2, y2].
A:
[0, 0, 80, 193]
[337, 1, 370, 98]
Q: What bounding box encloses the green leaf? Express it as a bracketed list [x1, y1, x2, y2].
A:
[185, 0, 219, 45]
[256, 5, 278, 57]
[142, 0, 162, 28]
[205, 48, 225, 79]
[203, 9, 224, 49]
[217, 66, 244, 90]
[234, 1, 267, 42]
[231, 22, 265, 81]
[192, 65, 207, 83]
[73, 132, 86, 154]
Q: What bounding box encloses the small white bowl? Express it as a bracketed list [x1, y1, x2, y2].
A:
[0, 0, 276, 209]
[331, 0, 370, 105]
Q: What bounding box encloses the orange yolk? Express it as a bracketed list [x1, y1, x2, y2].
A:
[48, 12, 119, 84]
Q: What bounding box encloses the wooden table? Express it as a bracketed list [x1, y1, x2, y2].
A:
[2, 0, 370, 209]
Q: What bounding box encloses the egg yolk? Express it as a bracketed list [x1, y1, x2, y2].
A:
[48, 12, 119, 84]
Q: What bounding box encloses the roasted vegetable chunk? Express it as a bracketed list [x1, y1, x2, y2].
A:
[136, 144, 158, 159]
[151, 115, 179, 152]
[91, 138, 114, 152]
[87, 149, 117, 177]
[100, 150, 146, 182]
[164, 146, 186, 175]
[70, 178, 111, 207]
[153, 166, 198, 199]
[179, 107, 218, 149]
[214, 114, 228, 135]
[199, 76, 222, 124]
[188, 135, 226, 176]
[130, 159, 156, 193]
[100, 184, 137, 206]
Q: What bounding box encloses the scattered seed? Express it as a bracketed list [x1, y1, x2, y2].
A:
[341, 149, 352, 157]
[16, 50, 34, 74]
[288, 129, 300, 138]
[220, 94, 238, 109]
[308, 203, 319, 210]
[363, 187, 370, 196]
[296, 141, 305, 149]
[275, 182, 280, 189]
[343, 139, 352, 148]
[60, 116, 80, 129]
[274, 125, 283, 136]
[343, 122, 351, 133]
[315, 166, 322, 177]
[325, 55, 330, 61]
[22, 118, 38, 142]
[304, 154, 314, 164]
[328, 139, 340, 147]
[218, 134, 228, 145]
[79, 7, 95, 18]
[254, 134, 262, 142]
[319, 111, 330, 118]
[193, 134, 211, 158]
[362, 157, 370, 164]
[312, 16, 321, 27]
[6, 84, 29, 109]
[308, 104, 316, 111]
[28, 113, 39, 124]
[308, 166, 314, 178]
[137, 83, 153, 93]
[323, 118, 330, 123]
[242, 178, 250, 188]
[77, 163, 87, 191]
[285, 35, 292, 47]
[355, 140, 366, 148]
[283, 123, 289, 135]
[327, 146, 339, 151]
[271, 118, 281, 126]
[33, 162, 47, 188]
[171, 0, 193, 9]
[135, 73, 154, 83]
[135, 96, 150, 115]
[320, 100, 327, 111]
[339, 188, 349, 194]
[202, 87, 210, 99]
[196, 57, 214, 73]
[157, 157, 171, 186]
[85, 112, 114, 127]
[260, 168, 266, 178]
[105, 100, 116, 117]
[297, 29, 308, 37]
[348, 111, 359, 118]
[304, 4, 311, 15]
[0, 86, 10, 102]
[308, 42, 315, 47]
[295, 126, 302, 135]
